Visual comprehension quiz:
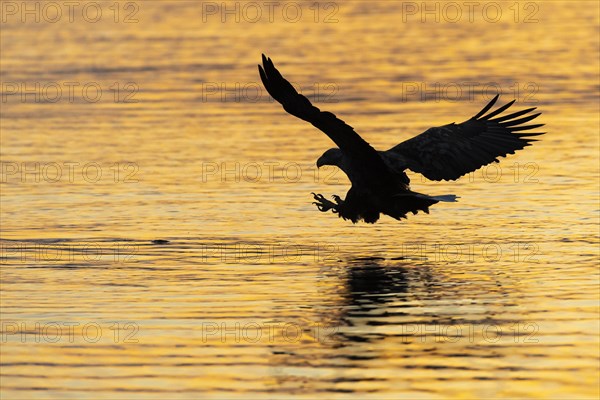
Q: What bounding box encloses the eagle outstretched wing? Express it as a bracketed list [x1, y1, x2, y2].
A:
[258, 54, 390, 184]
[386, 95, 545, 181]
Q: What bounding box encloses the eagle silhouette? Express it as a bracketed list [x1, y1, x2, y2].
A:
[258, 55, 544, 223]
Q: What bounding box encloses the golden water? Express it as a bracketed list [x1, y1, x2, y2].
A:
[1, 1, 599, 398]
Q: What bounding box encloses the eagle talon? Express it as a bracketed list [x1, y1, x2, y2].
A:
[312, 192, 338, 213]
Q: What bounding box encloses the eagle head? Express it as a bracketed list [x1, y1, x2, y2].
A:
[316, 148, 343, 168]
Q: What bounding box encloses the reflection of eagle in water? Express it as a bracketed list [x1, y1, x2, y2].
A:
[258, 55, 544, 224]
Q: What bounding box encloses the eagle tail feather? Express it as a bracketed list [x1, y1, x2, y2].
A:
[430, 194, 459, 202]
[386, 192, 441, 220]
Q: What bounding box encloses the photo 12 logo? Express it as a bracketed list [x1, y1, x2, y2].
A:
[199, 321, 338, 344]
[200, 2, 340, 23]
[399, 2, 540, 23]
[400, 82, 539, 103]
[400, 242, 539, 263]
[199, 82, 338, 103]
[0, 162, 140, 184]
[1, 82, 139, 104]
[0, 1, 140, 24]
[1, 321, 140, 343]
[200, 242, 339, 264]
[398, 322, 540, 343]
[199, 161, 341, 184]
[0, 241, 139, 264]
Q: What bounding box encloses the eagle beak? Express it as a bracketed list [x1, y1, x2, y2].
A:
[316, 155, 326, 168]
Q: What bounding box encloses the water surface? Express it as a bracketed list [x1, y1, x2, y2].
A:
[1, 1, 599, 398]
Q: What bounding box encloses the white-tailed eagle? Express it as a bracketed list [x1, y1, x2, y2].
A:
[258, 55, 544, 223]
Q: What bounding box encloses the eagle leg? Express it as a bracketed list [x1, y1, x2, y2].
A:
[311, 192, 339, 213]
